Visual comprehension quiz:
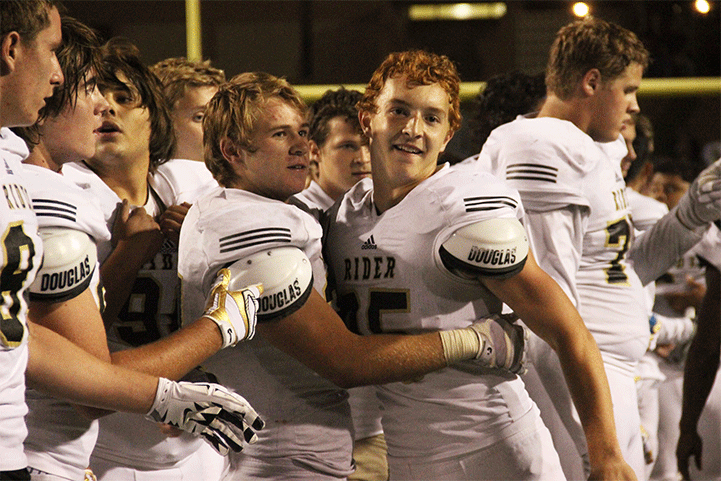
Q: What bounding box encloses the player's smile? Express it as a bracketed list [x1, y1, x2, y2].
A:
[362, 75, 453, 200]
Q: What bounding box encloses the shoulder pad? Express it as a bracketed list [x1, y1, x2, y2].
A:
[29, 227, 97, 302]
[225, 247, 314, 322]
[439, 218, 529, 279]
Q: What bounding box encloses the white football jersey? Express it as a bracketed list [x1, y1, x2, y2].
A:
[290, 179, 335, 216]
[22, 164, 110, 480]
[292, 180, 384, 441]
[477, 117, 649, 368]
[324, 166, 536, 460]
[627, 188, 669, 234]
[695, 224, 721, 271]
[178, 186, 354, 477]
[62, 159, 209, 469]
[0, 129, 43, 471]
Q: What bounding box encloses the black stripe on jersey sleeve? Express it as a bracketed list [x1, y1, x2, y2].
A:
[505, 163, 558, 183]
[219, 227, 292, 253]
[32, 198, 78, 222]
[464, 196, 518, 212]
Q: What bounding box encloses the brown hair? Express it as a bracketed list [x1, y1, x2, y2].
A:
[357, 50, 462, 134]
[0, 0, 62, 42]
[97, 37, 176, 171]
[546, 16, 649, 100]
[203, 72, 306, 187]
[150, 57, 225, 109]
[307, 87, 364, 147]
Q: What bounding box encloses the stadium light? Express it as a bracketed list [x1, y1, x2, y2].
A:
[408, 3, 507, 21]
[572, 2, 590, 17]
[695, 0, 711, 14]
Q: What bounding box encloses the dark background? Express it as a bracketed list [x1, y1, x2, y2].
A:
[62, 0, 720, 162]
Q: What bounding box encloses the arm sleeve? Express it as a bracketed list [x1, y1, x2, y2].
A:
[629, 207, 707, 286]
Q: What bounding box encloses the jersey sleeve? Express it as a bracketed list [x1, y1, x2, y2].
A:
[524, 207, 586, 308]
[24, 165, 110, 243]
[23, 166, 107, 304]
[431, 168, 528, 280]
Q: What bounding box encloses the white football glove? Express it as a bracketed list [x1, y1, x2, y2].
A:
[203, 268, 262, 348]
[469, 313, 528, 374]
[675, 157, 721, 229]
[440, 313, 528, 375]
[146, 377, 264, 455]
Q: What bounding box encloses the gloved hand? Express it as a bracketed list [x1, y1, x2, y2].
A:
[440, 313, 528, 374]
[146, 377, 265, 455]
[675, 158, 721, 229]
[203, 268, 262, 348]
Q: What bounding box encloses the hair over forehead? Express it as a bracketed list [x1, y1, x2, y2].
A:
[357, 50, 462, 134]
[202, 71, 306, 187]
[150, 57, 226, 108]
[546, 16, 649, 100]
[308, 87, 364, 147]
[97, 37, 176, 171]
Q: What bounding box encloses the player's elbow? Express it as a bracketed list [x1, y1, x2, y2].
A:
[315, 358, 368, 389]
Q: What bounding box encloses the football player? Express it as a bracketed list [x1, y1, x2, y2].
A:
[150, 57, 225, 164]
[57, 38, 247, 480]
[472, 16, 721, 480]
[0, 3, 261, 480]
[323, 49, 633, 481]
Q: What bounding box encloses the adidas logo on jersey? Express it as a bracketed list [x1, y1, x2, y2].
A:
[361, 235, 377, 250]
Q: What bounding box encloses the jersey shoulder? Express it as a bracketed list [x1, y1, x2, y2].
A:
[23, 164, 110, 243]
[192, 188, 322, 264]
[61, 161, 120, 220]
[153, 158, 218, 204]
[627, 188, 668, 233]
[423, 166, 523, 224]
[478, 117, 601, 211]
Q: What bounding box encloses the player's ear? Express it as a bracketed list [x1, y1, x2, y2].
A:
[308, 139, 320, 162]
[220, 137, 245, 165]
[0, 32, 21, 75]
[359, 110, 373, 138]
[581, 68, 601, 97]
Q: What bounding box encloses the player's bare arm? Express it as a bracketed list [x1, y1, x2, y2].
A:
[482, 251, 637, 481]
[101, 200, 164, 324]
[257, 288, 448, 388]
[25, 320, 264, 455]
[677, 264, 721, 480]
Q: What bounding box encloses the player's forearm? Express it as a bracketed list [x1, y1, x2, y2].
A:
[99, 241, 150, 323]
[629, 209, 706, 286]
[679, 338, 719, 436]
[553, 328, 625, 468]
[680, 265, 721, 435]
[483, 256, 625, 468]
[26, 321, 157, 413]
[110, 317, 223, 380]
[258, 291, 447, 389]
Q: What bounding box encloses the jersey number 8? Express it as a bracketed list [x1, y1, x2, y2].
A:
[1, 222, 36, 348]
